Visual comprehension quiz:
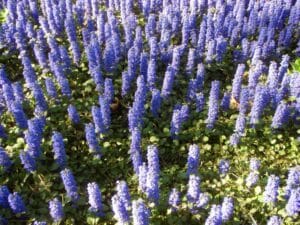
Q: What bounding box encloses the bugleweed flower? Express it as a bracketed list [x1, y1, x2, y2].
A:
[168, 188, 180, 211]
[278, 55, 290, 83]
[206, 40, 216, 64]
[12, 82, 24, 103]
[232, 64, 245, 100]
[19, 150, 36, 172]
[239, 88, 249, 114]
[128, 76, 147, 132]
[186, 48, 196, 76]
[196, 193, 210, 208]
[140, 52, 148, 81]
[99, 95, 111, 131]
[65, 14, 81, 64]
[150, 89, 161, 117]
[250, 85, 270, 126]
[87, 182, 103, 215]
[205, 204, 222, 225]
[116, 180, 131, 209]
[25, 123, 43, 159]
[146, 145, 160, 203]
[138, 163, 148, 193]
[234, 114, 246, 134]
[11, 101, 28, 129]
[67, 105, 80, 124]
[31, 82, 48, 113]
[263, 175, 280, 204]
[271, 101, 290, 129]
[219, 159, 230, 175]
[127, 46, 138, 81]
[0, 185, 10, 208]
[3, 84, 15, 111]
[45, 78, 58, 99]
[121, 71, 131, 96]
[267, 216, 282, 225]
[0, 124, 6, 139]
[132, 199, 150, 225]
[187, 174, 200, 204]
[195, 93, 205, 112]
[112, 195, 130, 224]
[8, 192, 26, 214]
[216, 36, 227, 62]
[171, 45, 182, 72]
[285, 187, 300, 216]
[206, 81, 220, 129]
[285, 167, 300, 199]
[59, 46, 71, 73]
[250, 158, 261, 171]
[161, 65, 175, 99]
[103, 39, 116, 73]
[229, 133, 241, 147]
[221, 197, 234, 222]
[195, 64, 205, 91]
[220, 91, 231, 111]
[147, 59, 157, 89]
[186, 79, 196, 102]
[170, 105, 190, 137]
[104, 78, 114, 104]
[0, 147, 12, 171]
[187, 144, 200, 176]
[91, 106, 105, 134]
[267, 62, 279, 100]
[60, 168, 79, 202]
[84, 123, 101, 158]
[49, 198, 64, 222]
[248, 61, 264, 97]
[52, 132, 67, 168]
[149, 37, 158, 60]
[21, 56, 37, 87]
[33, 222, 47, 225]
[130, 128, 142, 175]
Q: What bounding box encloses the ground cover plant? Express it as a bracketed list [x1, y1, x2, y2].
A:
[0, 0, 300, 224]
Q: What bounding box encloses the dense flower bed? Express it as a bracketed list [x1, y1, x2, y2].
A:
[0, 0, 300, 224]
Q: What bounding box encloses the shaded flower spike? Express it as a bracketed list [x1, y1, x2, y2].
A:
[19, 150, 36, 172]
[206, 81, 220, 129]
[112, 194, 130, 225]
[187, 144, 200, 176]
[60, 168, 79, 202]
[67, 104, 80, 124]
[84, 123, 101, 158]
[221, 197, 234, 222]
[271, 101, 290, 129]
[168, 188, 180, 211]
[219, 159, 230, 175]
[187, 174, 200, 204]
[8, 192, 26, 214]
[51, 132, 67, 168]
[49, 198, 64, 222]
[205, 204, 222, 225]
[116, 180, 131, 209]
[285, 187, 300, 216]
[0, 185, 10, 208]
[0, 147, 12, 171]
[263, 175, 280, 204]
[87, 182, 103, 215]
[132, 199, 150, 225]
[267, 216, 282, 225]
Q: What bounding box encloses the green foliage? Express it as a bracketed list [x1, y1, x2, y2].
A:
[290, 58, 300, 73]
[0, 8, 7, 24]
